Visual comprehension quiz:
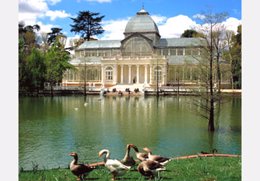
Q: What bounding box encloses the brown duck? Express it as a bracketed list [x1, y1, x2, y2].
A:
[121, 144, 136, 166]
[130, 144, 149, 161]
[143, 147, 171, 165]
[137, 160, 166, 179]
[69, 152, 104, 180]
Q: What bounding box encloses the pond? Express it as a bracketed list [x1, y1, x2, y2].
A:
[19, 95, 241, 170]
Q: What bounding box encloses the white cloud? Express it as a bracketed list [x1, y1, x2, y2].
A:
[19, 0, 71, 36]
[19, 0, 48, 13]
[158, 15, 198, 38]
[45, 10, 71, 21]
[223, 17, 241, 33]
[36, 21, 58, 33]
[19, 12, 40, 26]
[101, 18, 129, 40]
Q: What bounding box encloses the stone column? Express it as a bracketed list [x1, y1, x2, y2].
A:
[121, 65, 124, 84]
[101, 65, 104, 85]
[136, 65, 140, 84]
[128, 65, 132, 84]
[144, 64, 148, 84]
[150, 65, 153, 84]
[113, 64, 117, 84]
[162, 64, 167, 85]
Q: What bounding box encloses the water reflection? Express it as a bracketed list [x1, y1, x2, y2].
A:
[19, 96, 241, 170]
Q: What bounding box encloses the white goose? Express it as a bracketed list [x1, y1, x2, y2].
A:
[98, 149, 131, 180]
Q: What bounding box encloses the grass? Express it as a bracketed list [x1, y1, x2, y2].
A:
[19, 157, 241, 181]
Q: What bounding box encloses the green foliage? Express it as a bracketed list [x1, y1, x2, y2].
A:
[223, 25, 242, 89]
[45, 41, 73, 87]
[70, 11, 105, 40]
[181, 29, 201, 38]
[19, 47, 46, 92]
[19, 157, 241, 181]
[19, 22, 41, 52]
[47, 27, 63, 45]
[26, 48, 46, 90]
[231, 25, 242, 89]
[18, 23, 74, 94]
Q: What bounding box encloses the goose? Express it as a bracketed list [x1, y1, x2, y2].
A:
[121, 144, 136, 166]
[137, 160, 166, 179]
[129, 144, 148, 161]
[69, 152, 95, 180]
[98, 149, 131, 180]
[143, 147, 171, 165]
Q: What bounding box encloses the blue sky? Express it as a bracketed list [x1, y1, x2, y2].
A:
[19, 0, 241, 40]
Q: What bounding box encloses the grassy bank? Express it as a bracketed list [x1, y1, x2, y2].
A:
[19, 157, 241, 181]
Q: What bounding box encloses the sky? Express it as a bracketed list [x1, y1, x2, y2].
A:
[18, 0, 241, 41]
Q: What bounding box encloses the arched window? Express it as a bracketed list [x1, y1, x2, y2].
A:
[154, 66, 162, 83]
[105, 66, 113, 80]
[122, 36, 153, 57]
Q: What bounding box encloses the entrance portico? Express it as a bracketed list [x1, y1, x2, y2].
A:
[100, 55, 167, 86]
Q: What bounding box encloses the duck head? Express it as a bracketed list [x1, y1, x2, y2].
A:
[143, 147, 152, 154]
[128, 144, 139, 152]
[69, 152, 78, 158]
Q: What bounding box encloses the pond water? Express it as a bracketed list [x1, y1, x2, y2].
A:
[19, 95, 241, 170]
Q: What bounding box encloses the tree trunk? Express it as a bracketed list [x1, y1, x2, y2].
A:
[216, 52, 221, 94]
[208, 97, 215, 131]
[208, 25, 215, 132]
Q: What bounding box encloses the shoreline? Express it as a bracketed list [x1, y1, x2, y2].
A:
[19, 88, 242, 97]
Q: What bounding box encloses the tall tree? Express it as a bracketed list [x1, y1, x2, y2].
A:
[26, 48, 46, 92]
[19, 22, 40, 52]
[70, 10, 105, 96]
[194, 12, 228, 131]
[211, 21, 227, 93]
[45, 41, 73, 96]
[70, 11, 105, 41]
[231, 25, 241, 89]
[222, 25, 241, 89]
[47, 27, 63, 45]
[19, 22, 41, 93]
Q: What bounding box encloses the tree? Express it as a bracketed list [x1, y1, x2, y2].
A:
[19, 22, 40, 52]
[194, 12, 228, 131]
[70, 10, 105, 96]
[45, 41, 73, 96]
[232, 25, 241, 89]
[181, 29, 200, 38]
[70, 11, 105, 41]
[47, 27, 63, 45]
[224, 25, 241, 89]
[19, 22, 42, 93]
[26, 48, 46, 92]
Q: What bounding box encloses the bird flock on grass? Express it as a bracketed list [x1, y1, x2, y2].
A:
[69, 144, 172, 180]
